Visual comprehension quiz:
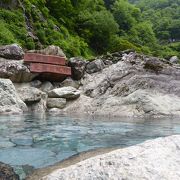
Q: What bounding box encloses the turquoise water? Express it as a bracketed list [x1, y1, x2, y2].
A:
[0, 114, 180, 178]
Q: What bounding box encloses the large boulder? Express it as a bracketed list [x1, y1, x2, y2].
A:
[68, 57, 87, 80]
[169, 56, 179, 64]
[0, 78, 27, 114]
[28, 45, 66, 57]
[0, 162, 19, 180]
[48, 86, 80, 100]
[86, 59, 105, 74]
[17, 87, 45, 104]
[60, 77, 80, 89]
[43, 135, 180, 180]
[27, 93, 47, 113]
[0, 58, 38, 82]
[16, 86, 47, 113]
[40, 81, 53, 93]
[47, 98, 66, 109]
[143, 57, 164, 72]
[0, 44, 24, 60]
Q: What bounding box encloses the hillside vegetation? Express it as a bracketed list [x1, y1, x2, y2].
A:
[0, 0, 179, 58]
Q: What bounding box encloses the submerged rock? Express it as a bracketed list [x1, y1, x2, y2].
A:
[0, 78, 27, 114]
[0, 44, 24, 60]
[10, 136, 33, 146]
[43, 135, 180, 180]
[0, 162, 19, 180]
[48, 86, 80, 100]
[0, 137, 16, 148]
[0, 148, 56, 168]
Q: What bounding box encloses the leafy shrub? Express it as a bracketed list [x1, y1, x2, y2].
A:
[26, 38, 35, 50]
[0, 9, 27, 46]
[109, 35, 140, 52]
[0, 20, 17, 44]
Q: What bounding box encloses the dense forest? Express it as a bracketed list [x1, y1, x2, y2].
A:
[0, 0, 179, 58]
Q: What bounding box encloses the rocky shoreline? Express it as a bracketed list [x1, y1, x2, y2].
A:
[0, 44, 180, 117]
[0, 44, 180, 179]
[1, 135, 180, 180]
[28, 135, 180, 180]
[26, 147, 116, 180]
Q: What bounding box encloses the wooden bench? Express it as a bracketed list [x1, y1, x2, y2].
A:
[24, 53, 66, 65]
[24, 53, 71, 81]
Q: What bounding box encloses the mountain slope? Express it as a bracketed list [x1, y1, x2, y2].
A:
[0, 0, 179, 59]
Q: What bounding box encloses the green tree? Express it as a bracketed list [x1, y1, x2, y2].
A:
[112, 0, 141, 33]
[77, 10, 119, 53]
[129, 22, 157, 48]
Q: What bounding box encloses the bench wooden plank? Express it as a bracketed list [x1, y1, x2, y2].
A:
[30, 63, 71, 75]
[24, 53, 66, 65]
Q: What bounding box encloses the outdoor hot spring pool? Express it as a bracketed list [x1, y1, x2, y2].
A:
[0, 113, 180, 179]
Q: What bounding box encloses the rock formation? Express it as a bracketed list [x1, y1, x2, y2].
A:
[48, 86, 80, 100]
[17, 87, 45, 104]
[0, 78, 27, 114]
[0, 44, 24, 60]
[0, 162, 19, 180]
[0, 58, 37, 83]
[42, 135, 180, 180]
[0, 43, 180, 117]
[68, 57, 87, 80]
[47, 98, 66, 109]
[28, 45, 66, 58]
[64, 52, 180, 117]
